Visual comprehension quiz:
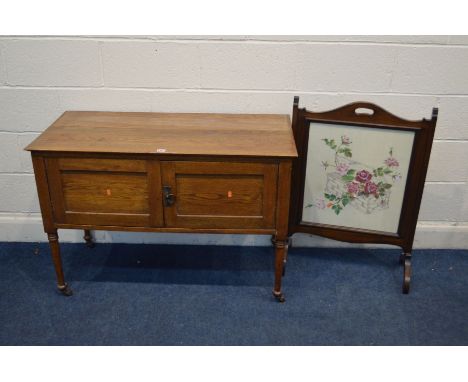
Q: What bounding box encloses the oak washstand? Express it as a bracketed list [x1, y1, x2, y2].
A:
[26, 112, 297, 302]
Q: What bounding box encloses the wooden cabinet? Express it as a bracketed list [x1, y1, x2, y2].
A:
[26, 111, 297, 301]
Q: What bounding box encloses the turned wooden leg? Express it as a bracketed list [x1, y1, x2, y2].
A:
[47, 232, 73, 296]
[271, 236, 290, 277]
[272, 239, 287, 302]
[402, 252, 411, 294]
[83, 229, 95, 248]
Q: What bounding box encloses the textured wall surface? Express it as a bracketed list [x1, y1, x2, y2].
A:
[0, 35, 467, 247]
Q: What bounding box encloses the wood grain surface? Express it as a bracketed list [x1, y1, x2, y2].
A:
[25, 111, 297, 158]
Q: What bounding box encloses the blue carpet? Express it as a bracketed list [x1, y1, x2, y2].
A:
[0, 242, 467, 345]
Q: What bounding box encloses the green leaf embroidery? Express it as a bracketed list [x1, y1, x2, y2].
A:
[338, 147, 352, 156]
[332, 205, 342, 215]
[341, 175, 355, 182]
[324, 193, 336, 201]
[323, 138, 337, 150]
[373, 168, 384, 177]
[342, 196, 350, 207]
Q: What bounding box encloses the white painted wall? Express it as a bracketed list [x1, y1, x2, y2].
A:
[0, 35, 467, 248]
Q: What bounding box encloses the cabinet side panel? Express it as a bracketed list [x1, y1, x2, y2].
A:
[276, 160, 293, 239]
[46, 157, 67, 222]
[31, 154, 55, 233]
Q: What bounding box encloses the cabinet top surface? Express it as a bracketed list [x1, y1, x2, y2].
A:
[26, 111, 297, 158]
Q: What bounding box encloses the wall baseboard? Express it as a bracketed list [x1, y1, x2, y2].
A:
[0, 214, 466, 249]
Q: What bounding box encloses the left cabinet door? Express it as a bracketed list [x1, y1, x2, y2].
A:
[46, 157, 163, 227]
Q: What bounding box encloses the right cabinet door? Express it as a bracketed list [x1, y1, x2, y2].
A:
[161, 161, 278, 229]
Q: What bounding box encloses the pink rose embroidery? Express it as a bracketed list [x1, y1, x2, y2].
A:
[346, 182, 360, 196]
[384, 157, 399, 167]
[355, 169, 372, 183]
[336, 162, 350, 176]
[364, 181, 378, 195]
[314, 136, 402, 215]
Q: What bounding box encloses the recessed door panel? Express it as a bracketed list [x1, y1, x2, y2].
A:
[47, 157, 163, 227]
[161, 161, 277, 229]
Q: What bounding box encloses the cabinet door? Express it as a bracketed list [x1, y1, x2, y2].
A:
[47, 157, 163, 227]
[161, 161, 277, 229]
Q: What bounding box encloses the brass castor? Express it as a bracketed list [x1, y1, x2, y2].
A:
[58, 283, 73, 297]
[272, 290, 286, 303]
